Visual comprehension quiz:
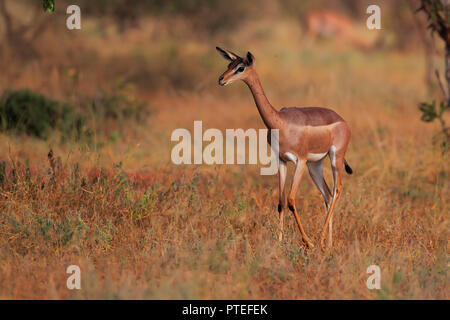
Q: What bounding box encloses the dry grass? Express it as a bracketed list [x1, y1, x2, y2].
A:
[0, 12, 448, 300]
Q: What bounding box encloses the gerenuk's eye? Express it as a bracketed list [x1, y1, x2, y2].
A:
[236, 66, 245, 73]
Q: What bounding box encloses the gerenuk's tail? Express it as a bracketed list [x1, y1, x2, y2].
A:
[344, 159, 353, 175]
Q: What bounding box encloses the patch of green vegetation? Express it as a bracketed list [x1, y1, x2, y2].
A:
[89, 80, 147, 122]
[208, 239, 229, 274]
[96, 221, 115, 251]
[0, 89, 85, 140]
[282, 241, 305, 265]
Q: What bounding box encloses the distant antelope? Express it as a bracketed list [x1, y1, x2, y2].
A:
[306, 10, 376, 51]
[216, 47, 352, 249]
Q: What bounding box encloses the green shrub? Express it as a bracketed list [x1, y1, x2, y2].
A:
[0, 89, 85, 140]
[90, 80, 147, 122]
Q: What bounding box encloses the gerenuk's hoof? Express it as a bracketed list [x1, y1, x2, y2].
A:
[303, 238, 314, 249]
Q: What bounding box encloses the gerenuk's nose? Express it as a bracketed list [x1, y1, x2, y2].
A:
[218, 75, 224, 86]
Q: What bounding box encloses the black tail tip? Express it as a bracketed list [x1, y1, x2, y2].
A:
[344, 161, 353, 175]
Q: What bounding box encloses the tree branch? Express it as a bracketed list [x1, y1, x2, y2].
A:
[0, 0, 14, 40]
[435, 69, 449, 101]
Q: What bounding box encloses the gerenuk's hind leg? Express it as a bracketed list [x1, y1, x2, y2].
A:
[319, 146, 344, 249]
[288, 159, 314, 248]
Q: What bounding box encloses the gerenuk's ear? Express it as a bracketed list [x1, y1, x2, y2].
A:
[245, 51, 255, 66]
[216, 47, 239, 61]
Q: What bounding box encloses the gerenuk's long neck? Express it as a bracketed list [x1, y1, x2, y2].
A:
[243, 70, 282, 130]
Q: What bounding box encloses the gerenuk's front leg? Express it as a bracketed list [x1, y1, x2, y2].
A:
[287, 159, 314, 249]
[278, 160, 287, 241]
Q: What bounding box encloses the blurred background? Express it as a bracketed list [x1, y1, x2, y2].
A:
[0, 0, 448, 299]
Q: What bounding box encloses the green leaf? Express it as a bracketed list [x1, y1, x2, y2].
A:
[419, 101, 437, 122]
[43, 0, 55, 13]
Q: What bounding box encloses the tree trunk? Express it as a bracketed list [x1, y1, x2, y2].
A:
[446, 44, 450, 105]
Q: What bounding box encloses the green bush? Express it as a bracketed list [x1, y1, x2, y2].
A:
[91, 80, 147, 122]
[0, 89, 85, 140]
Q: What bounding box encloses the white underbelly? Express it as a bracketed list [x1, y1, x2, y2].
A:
[307, 152, 328, 162]
[284, 151, 328, 164]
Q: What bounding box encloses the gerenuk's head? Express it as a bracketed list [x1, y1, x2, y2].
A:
[216, 47, 255, 86]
